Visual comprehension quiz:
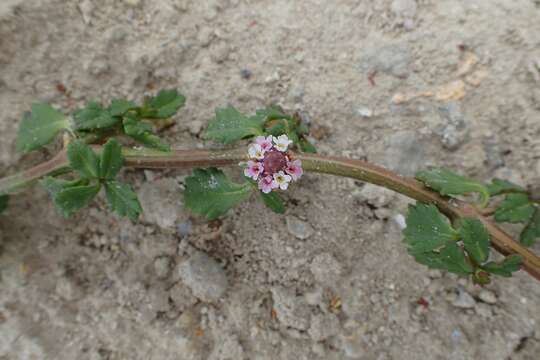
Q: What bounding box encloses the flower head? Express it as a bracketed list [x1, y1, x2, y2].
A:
[244, 160, 264, 180]
[258, 175, 277, 193]
[248, 143, 265, 160]
[273, 134, 293, 152]
[243, 134, 303, 193]
[285, 159, 303, 181]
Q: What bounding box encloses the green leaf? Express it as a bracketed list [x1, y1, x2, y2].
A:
[494, 193, 535, 223]
[41, 176, 85, 197]
[99, 139, 123, 179]
[520, 208, 540, 246]
[123, 114, 170, 151]
[205, 106, 264, 144]
[184, 168, 252, 220]
[482, 255, 523, 277]
[416, 168, 490, 207]
[0, 195, 9, 213]
[260, 191, 286, 214]
[104, 181, 142, 221]
[55, 183, 101, 217]
[141, 89, 185, 119]
[299, 138, 317, 153]
[413, 241, 473, 275]
[458, 218, 490, 263]
[487, 179, 525, 196]
[254, 107, 291, 123]
[16, 103, 69, 153]
[74, 102, 119, 130]
[403, 203, 459, 254]
[67, 140, 100, 179]
[109, 99, 137, 117]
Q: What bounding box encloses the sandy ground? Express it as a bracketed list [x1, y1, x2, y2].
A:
[1, 0, 540, 359]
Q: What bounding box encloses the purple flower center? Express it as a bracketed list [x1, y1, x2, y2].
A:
[262, 150, 287, 175]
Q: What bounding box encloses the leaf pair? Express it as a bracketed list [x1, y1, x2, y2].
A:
[417, 169, 540, 247]
[42, 140, 141, 220]
[183, 168, 286, 220]
[204, 105, 317, 153]
[16, 90, 185, 155]
[403, 203, 522, 282]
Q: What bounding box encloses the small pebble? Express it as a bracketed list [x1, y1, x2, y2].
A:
[478, 289, 497, 305]
[452, 291, 476, 309]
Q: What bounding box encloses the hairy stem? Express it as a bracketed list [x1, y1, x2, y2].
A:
[1, 147, 540, 281]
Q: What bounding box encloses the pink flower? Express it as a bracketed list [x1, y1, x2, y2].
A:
[258, 175, 277, 194]
[285, 159, 303, 181]
[255, 136, 273, 152]
[244, 160, 264, 180]
[272, 171, 292, 190]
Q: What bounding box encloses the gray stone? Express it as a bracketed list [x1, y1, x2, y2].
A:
[310, 253, 343, 285]
[271, 286, 311, 331]
[187, 120, 204, 136]
[139, 178, 186, 229]
[435, 102, 469, 151]
[169, 283, 198, 311]
[153, 256, 173, 279]
[176, 220, 193, 238]
[177, 250, 228, 302]
[308, 313, 341, 341]
[391, 0, 417, 18]
[452, 291, 476, 309]
[382, 131, 426, 176]
[359, 44, 412, 78]
[478, 289, 497, 304]
[286, 216, 314, 240]
[356, 184, 395, 208]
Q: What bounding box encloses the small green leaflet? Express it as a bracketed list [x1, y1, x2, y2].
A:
[41, 177, 86, 216]
[104, 181, 142, 221]
[109, 99, 137, 117]
[458, 218, 490, 263]
[67, 140, 100, 179]
[74, 101, 119, 130]
[205, 106, 264, 144]
[0, 195, 9, 213]
[55, 184, 101, 217]
[99, 139, 123, 179]
[520, 208, 540, 246]
[416, 168, 490, 207]
[123, 114, 170, 151]
[184, 168, 252, 220]
[16, 103, 69, 153]
[260, 191, 286, 214]
[481, 255, 523, 277]
[413, 241, 474, 275]
[494, 193, 535, 223]
[141, 89, 186, 119]
[403, 203, 459, 254]
[487, 179, 525, 196]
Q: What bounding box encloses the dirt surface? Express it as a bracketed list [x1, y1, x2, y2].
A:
[1, 0, 540, 359]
